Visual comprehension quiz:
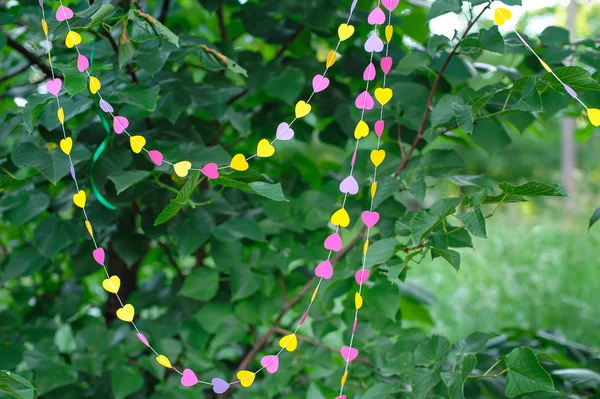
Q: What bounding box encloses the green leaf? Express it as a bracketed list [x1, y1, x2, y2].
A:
[154, 171, 201, 226]
[513, 77, 542, 112]
[1, 247, 47, 284]
[588, 207, 600, 231]
[360, 383, 397, 398]
[552, 369, 600, 389]
[127, 10, 179, 47]
[453, 332, 493, 356]
[21, 94, 51, 134]
[0, 371, 34, 390]
[118, 41, 136, 70]
[441, 355, 478, 399]
[108, 170, 151, 194]
[411, 367, 442, 399]
[428, 0, 461, 20]
[264, 67, 305, 105]
[84, 4, 116, 29]
[108, 85, 161, 112]
[0, 384, 32, 399]
[453, 104, 473, 134]
[431, 248, 461, 271]
[110, 367, 144, 399]
[363, 282, 400, 321]
[505, 347, 556, 398]
[432, 95, 464, 127]
[215, 177, 288, 202]
[539, 66, 600, 93]
[364, 238, 400, 268]
[214, 219, 266, 242]
[152, 18, 180, 48]
[11, 143, 89, 185]
[225, 58, 248, 77]
[231, 267, 261, 301]
[478, 25, 505, 54]
[385, 262, 405, 284]
[414, 335, 451, 366]
[34, 215, 77, 258]
[456, 208, 487, 238]
[428, 35, 450, 57]
[498, 181, 567, 197]
[0, 175, 25, 192]
[178, 268, 219, 301]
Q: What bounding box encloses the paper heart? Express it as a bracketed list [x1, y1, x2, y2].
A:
[295, 101, 311, 118]
[57, 107, 65, 124]
[99, 99, 113, 113]
[375, 88, 393, 105]
[337, 23, 355, 41]
[93, 248, 105, 265]
[113, 116, 129, 134]
[368, 7, 386, 25]
[355, 292, 363, 309]
[279, 333, 298, 352]
[102, 275, 120, 294]
[77, 54, 89, 73]
[361, 211, 380, 228]
[335, 396, 347, 399]
[116, 304, 135, 322]
[382, 0, 399, 11]
[230, 154, 249, 171]
[236, 370, 255, 388]
[173, 161, 192, 177]
[355, 269, 370, 285]
[89, 76, 101, 94]
[260, 355, 279, 374]
[564, 84, 577, 99]
[73, 190, 86, 208]
[354, 120, 370, 139]
[56, 5, 74, 21]
[41, 18, 48, 35]
[326, 50, 337, 68]
[85, 220, 93, 237]
[130, 135, 146, 154]
[181, 368, 199, 387]
[156, 355, 172, 368]
[374, 120, 385, 137]
[148, 150, 163, 166]
[257, 138, 275, 158]
[315, 260, 333, 279]
[46, 78, 62, 96]
[137, 333, 149, 347]
[65, 31, 81, 49]
[70, 164, 76, 181]
[60, 137, 72, 155]
[340, 176, 359, 195]
[331, 208, 350, 228]
[363, 62, 376, 81]
[276, 122, 294, 141]
[201, 163, 219, 179]
[370, 149, 386, 167]
[386, 25, 393, 43]
[212, 378, 230, 394]
[588, 108, 600, 126]
[494, 8, 512, 26]
[364, 34, 384, 53]
[355, 91, 374, 110]
[381, 57, 393, 74]
[341, 346, 359, 362]
[324, 232, 343, 252]
[312, 74, 330, 93]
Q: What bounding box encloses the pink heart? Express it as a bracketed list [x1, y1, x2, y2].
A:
[351, 148, 357, 166]
[113, 116, 129, 134]
[368, 7, 386, 25]
[181, 368, 199, 387]
[355, 91, 374, 110]
[335, 396, 347, 399]
[364, 34, 384, 53]
[137, 333, 150, 347]
[46, 78, 62, 96]
[363, 63, 376, 81]
[260, 355, 279, 374]
[56, 5, 74, 21]
[300, 309, 309, 325]
[361, 211, 380, 228]
[201, 163, 219, 179]
[77, 54, 90, 73]
[381, 57, 393, 75]
[374, 120, 385, 137]
[93, 248, 105, 265]
[355, 269, 370, 285]
[341, 346, 359, 362]
[382, 0, 399, 12]
[315, 260, 333, 279]
[276, 122, 294, 141]
[149, 150, 163, 166]
[339, 176, 359, 195]
[212, 378, 230, 394]
[312, 74, 330, 93]
[324, 232, 342, 252]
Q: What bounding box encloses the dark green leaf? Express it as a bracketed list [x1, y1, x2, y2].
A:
[214, 218, 266, 242]
[414, 335, 451, 366]
[588, 207, 600, 231]
[428, 0, 461, 20]
[431, 248, 461, 271]
[505, 347, 556, 398]
[552, 369, 600, 389]
[498, 181, 567, 197]
[108, 170, 151, 194]
[453, 103, 473, 134]
[441, 355, 478, 399]
[178, 268, 219, 301]
[456, 208, 487, 238]
[411, 367, 442, 399]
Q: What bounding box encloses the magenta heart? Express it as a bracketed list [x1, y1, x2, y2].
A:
[341, 346, 359, 362]
[77, 54, 90, 73]
[212, 378, 229, 394]
[365, 34, 384, 53]
[355, 91, 374, 110]
[324, 232, 342, 252]
[260, 355, 279, 374]
[276, 122, 294, 141]
[335, 396, 347, 399]
[99, 99, 113, 113]
[181, 368, 199, 387]
[137, 333, 149, 347]
[339, 176, 359, 195]
[382, 0, 399, 11]
[46, 78, 62, 96]
[312, 74, 330, 93]
[355, 269, 370, 285]
[381, 57, 393, 75]
[361, 211, 380, 228]
[200, 163, 219, 179]
[93, 248, 105, 265]
[368, 7, 386, 25]
[113, 116, 129, 134]
[149, 150, 164, 166]
[352, 318, 358, 333]
[374, 120, 385, 137]
[300, 309, 309, 325]
[315, 260, 333, 279]
[56, 5, 74, 21]
[363, 62, 376, 81]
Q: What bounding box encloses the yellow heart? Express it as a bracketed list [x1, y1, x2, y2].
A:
[375, 88, 393, 106]
[41, 19, 48, 36]
[326, 50, 337, 68]
[256, 139, 275, 158]
[230, 154, 249, 171]
[331, 208, 350, 228]
[385, 25, 393, 43]
[102, 276, 121, 294]
[129, 135, 146, 154]
[338, 24, 355, 41]
[588, 108, 600, 127]
[89, 76, 101, 95]
[173, 161, 192, 177]
[371, 182, 378, 199]
[279, 333, 298, 352]
[355, 292, 363, 310]
[354, 120, 370, 139]
[341, 371, 348, 387]
[363, 241, 369, 256]
[65, 30, 82, 49]
[57, 107, 65, 125]
[73, 190, 86, 208]
[156, 355, 172, 368]
[116, 304, 135, 322]
[494, 8, 512, 26]
[60, 137, 72, 155]
[237, 370, 255, 388]
[540, 60, 552, 73]
[295, 101, 312, 118]
[370, 149, 386, 167]
[85, 220, 94, 237]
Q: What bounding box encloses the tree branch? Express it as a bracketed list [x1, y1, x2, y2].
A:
[216, 5, 228, 42]
[158, 241, 183, 279]
[0, 63, 32, 84]
[275, 24, 304, 59]
[158, 0, 171, 24]
[5, 35, 53, 78]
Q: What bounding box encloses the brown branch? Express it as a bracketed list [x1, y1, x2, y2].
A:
[275, 24, 304, 59]
[201, 44, 227, 64]
[226, 89, 248, 106]
[216, 5, 228, 42]
[0, 63, 32, 84]
[158, 0, 171, 24]
[397, 124, 406, 158]
[158, 241, 183, 278]
[5, 35, 53, 78]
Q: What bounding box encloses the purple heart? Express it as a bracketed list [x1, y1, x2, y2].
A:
[315, 260, 333, 279]
[276, 122, 294, 141]
[38, 0, 43, 6]
[324, 232, 343, 252]
[374, 120, 385, 137]
[70, 164, 76, 181]
[46, 78, 62, 96]
[363, 63, 376, 81]
[364, 34, 384, 53]
[368, 7, 386, 25]
[56, 5, 74, 22]
[99, 99, 114, 113]
[212, 378, 230, 394]
[339, 176, 359, 195]
[181, 369, 199, 387]
[564, 84, 577, 99]
[77, 54, 90, 73]
[355, 91, 374, 110]
[312, 74, 330, 93]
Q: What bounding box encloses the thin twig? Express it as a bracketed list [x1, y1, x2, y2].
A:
[0, 63, 32, 84]
[275, 24, 304, 59]
[397, 124, 406, 158]
[158, 241, 183, 278]
[216, 5, 228, 42]
[5, 35, 53, 77]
